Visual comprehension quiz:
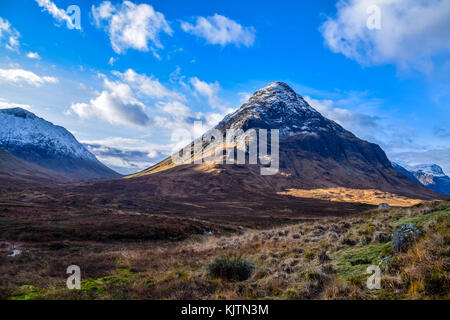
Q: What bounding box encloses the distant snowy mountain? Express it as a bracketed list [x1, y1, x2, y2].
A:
[393, 163, 450, 196]
[410, 164, 447, 177]
[0, 108, 120, 182]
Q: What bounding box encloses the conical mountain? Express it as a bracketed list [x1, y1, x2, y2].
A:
[128, 82, 434, 199]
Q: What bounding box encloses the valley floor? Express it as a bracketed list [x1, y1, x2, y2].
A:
[0, 200, 449, 300]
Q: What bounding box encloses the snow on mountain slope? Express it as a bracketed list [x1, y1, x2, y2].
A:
[0, 108, 120, 182]
[0, 108, 96, 161]
[216, 82, 343, 137]
[409, 164, 447, 178]
[394, 163, 450, 195]
[133, 82, 438, 200]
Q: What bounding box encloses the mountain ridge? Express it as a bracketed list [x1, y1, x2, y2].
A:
[394, 163, 450, 195]
[0, 107, 121, 182]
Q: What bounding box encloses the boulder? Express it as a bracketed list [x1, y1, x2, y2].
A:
[392, 223, 422, 253]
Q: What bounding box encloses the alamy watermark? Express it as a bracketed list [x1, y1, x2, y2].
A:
[66, 265, 81, 290]
[366, 265, 381, 290]
[170, 121, 279, 176]
[66, 5, 81, 30]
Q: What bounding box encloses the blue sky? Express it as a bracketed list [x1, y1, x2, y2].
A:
[0, 0, 449, 174]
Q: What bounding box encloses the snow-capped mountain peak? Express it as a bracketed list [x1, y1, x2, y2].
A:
[0, 107, 120, 181]
[215, 82, 344, 137]
[410, 164, 447, 177]
[0, 107, 97, 161]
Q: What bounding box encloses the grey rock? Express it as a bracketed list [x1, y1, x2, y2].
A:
[392, 223, 422, 253]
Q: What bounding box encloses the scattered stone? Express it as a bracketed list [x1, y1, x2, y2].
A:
[378, 203, 391, 209]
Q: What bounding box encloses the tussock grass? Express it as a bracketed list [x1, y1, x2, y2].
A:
[1, 201, 449, 300]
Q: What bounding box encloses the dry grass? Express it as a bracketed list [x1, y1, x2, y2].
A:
[0, 201, 448, 300]
[278, 187, 423, 206]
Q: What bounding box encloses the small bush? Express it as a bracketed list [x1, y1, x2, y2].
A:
[303, 247, 317, 260]
[207, 257, 254, 281]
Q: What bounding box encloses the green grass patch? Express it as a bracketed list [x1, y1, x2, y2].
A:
[9, 285, 45, 300]
[390, 208, 450, 227]
[332, 242, 392, 280]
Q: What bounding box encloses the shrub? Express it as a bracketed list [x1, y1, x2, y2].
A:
[207, 257, 254, 282]
[303, 247, 317, 260]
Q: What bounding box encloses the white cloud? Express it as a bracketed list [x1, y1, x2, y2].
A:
[0, 98, 32, 111]
[305, 95, 381, 136]
[158, 101, 192, 120]
[320, 0, 450, 72]
[389, 148, 450, 176]
[0, 17, 20, 50]
[70, 77, 152, 128]
[114, 69, 186, 101]
[238, 92, 252, 104]
[0, 68, 58, 87]
[181, 14, 255, 47]
[92, 1, 172, 55]
[34, 0, 78, 29]
[189, 77, 221, 108]
[82, 137, 173, 174]
[26, 52, 41, 59]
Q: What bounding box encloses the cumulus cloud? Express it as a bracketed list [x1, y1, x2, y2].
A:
[113, 69, 186, 101]
[0, 68, 58, 87]
[70, 77, 152, 128]
[158, 101, 192, 120]
[189, 77, 221, 108]
[26, 52, 41, 59]
[92, 1, 172, 55]
[0, 98, 32, 111]
[82, 137, 173, 174]
[320, 0, 450, 72]
[304, 95, 381, 134]
[181, 14, 255, 47]
[0, 17, 20, 50]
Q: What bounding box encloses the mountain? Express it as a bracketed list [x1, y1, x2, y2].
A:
[0, 108, 120, 182]
[392, 162, 422, 185]
[0, 146, 73, 191]
[130, 82, 437, 200]
[393, 163, 450, 195]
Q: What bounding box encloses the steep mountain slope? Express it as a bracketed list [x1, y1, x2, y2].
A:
[0, 108, 120, 182]
[394, 163, 450, 195]
[132, 82, 437, 200]
[392, 163, 422, 185]
[0, 146, 72, 190]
